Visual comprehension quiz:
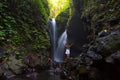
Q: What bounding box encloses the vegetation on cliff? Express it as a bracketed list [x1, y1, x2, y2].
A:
[81, 0, 120, 39]
[0, 0, 50, 53]
[0, 0, 51, 78]
[47, 0, 71, 18]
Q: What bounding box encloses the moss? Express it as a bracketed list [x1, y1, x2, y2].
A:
[78, 66, 88, 74]
[81, 0, 120, 36]
[105, 37, 120, 53]
[0, 0, 50, 52]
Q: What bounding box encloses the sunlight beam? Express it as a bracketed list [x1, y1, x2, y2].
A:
[47, 0, 70, 18]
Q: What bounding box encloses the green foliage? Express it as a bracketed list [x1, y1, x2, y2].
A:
[56, 8, 70, 37]
[47, 0, 70, 18]
[0, 0, 50, 53]
[36, 0, 49, 22]
[81, 0, 120, 34]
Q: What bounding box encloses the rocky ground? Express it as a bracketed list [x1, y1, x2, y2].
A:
[60, 26, 120, 80]
[0, 52, 50, 80]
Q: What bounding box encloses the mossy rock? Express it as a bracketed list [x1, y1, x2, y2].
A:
[77, 66, 88, 74]
[7, 56, 25, 74]
[95, 30, 120, 57]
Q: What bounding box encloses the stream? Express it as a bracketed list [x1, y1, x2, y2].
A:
[9, 70, 61, 80]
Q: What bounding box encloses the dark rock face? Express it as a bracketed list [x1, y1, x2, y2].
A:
[61, 26, 120, 80]
[61, 0, 120, 79]
[0, 73, 8, 80]
[91, 60, 120, 80]
[67, 13, 89, 57]
[66, 0, 90, 57]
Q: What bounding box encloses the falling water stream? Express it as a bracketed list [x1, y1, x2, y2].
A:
[54, 30, 67, 62]
[49, 18, 57, 60]
[49, 18, 67, 62]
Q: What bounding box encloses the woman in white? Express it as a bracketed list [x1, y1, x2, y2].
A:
[65, 43, 73, 58]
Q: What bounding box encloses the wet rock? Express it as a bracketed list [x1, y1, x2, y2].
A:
[7, 56, 25, 74]
[98, 30, 110, 37]
[89, 27, 120, 57]
[0, 73, 8, 80]
[105, 57, 114, 63]
[0, 70, 15, 79]
[0, 62, 15, 79]
[23, 54, 40, 70]
[26, 72, 38, 78]
[111, 51, 120, 59]
[0, 54, 26, 79]
[61, 58, 90, 80]
[106, 50, 120, 63]
[87, 50, 102, 60]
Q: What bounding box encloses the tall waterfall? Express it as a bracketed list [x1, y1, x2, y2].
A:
[49, 18, 57, 60]
[49, 18, 67, 62]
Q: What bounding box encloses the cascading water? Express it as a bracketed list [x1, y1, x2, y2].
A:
[49, 18, 57, 60]
[49, 18, 67, 62]
[54, 30, 67, 62]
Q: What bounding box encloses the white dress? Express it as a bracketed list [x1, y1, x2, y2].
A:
[65, 49, 70, 54]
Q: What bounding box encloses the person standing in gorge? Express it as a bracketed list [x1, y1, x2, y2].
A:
[65, 43, 73, 58]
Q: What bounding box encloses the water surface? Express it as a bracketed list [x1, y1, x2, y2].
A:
[9, 70, 61, 80]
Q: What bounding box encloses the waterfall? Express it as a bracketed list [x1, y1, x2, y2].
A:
[49, 18, 57, 60]
[49, 18, 67, 62]
[54, 30, 67, 62]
